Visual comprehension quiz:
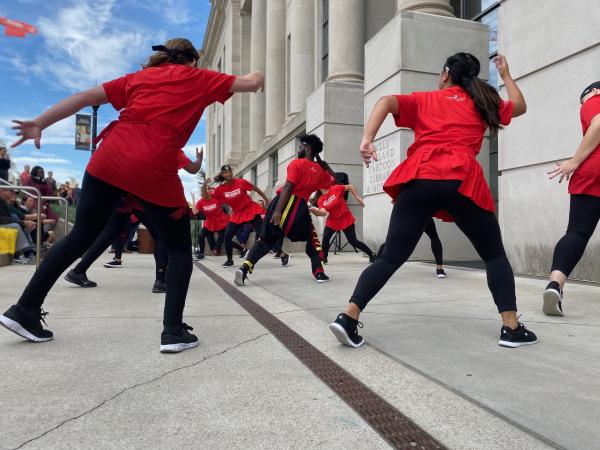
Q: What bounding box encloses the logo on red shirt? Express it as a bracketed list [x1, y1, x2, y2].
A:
[224, 188, 241, 198]
[203, 204, 217, 211]
[323, 194, 337, 208]
[446, 94, 466, 102]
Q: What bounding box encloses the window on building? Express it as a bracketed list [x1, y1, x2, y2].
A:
[286, 34, 291, 114]
[270, 152, 278, 187]
[212, 132, 216, 173]
[217, 126, 221, 168]
[321, 0, 329, 82]
[251, 166, 257, 186]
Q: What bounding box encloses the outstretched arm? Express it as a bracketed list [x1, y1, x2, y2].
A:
[494, 55, 526, 117]
[345, 184, 366, 207]
[360, 96, 398, 167]
[548, 115, 600, 183]
[184, 147, 203, 174]
[230, 71, 265, 93]
[12, 85, 108, 149]
[250, 183, 269, 205]
[309, 206, 328, 217]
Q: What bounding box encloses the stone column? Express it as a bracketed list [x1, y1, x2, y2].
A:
[396, 0, 454, 16]
[289, 0, 314, 114]
[250, 0, 267, 151]
[327, 0, 365, 82]
[265, 0, 286, 137]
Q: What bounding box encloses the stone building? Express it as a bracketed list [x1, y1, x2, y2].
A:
[200, 0, 600, 281]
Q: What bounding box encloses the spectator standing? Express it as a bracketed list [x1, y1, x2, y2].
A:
[45, 171, 57, 195]
[19, 164, 31, 186]
[0, 145, 10, 181]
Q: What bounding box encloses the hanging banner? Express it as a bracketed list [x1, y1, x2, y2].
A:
[75, 114, 92, 151]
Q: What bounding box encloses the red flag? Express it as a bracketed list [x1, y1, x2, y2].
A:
[0, 17, 37, 38]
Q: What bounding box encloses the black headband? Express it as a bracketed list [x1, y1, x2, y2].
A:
[152, 45, 196, 62]
[580, 81, 600, 101]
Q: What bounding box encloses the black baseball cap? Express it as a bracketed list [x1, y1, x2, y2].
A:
[580, 81, 600, 102]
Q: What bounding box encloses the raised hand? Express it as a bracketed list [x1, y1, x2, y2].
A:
[11, 120, 42, 149]
[492, 54, 510, 80]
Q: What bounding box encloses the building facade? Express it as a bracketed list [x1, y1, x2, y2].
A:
[200, 0, 600, 281]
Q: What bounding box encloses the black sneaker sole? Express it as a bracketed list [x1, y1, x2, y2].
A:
[64, 273, 97, 288]
[160, 341, 199, 353]
[234, 269, 246, 286]
[543, 289, 563, 316]
[328, 322, 364, 348]
[103, 264, 122, 268]
[0, 314, 53, 342]
[498, 338, 538, 348]
[152, 288, 166, 294]
[315, 278, 329, 283]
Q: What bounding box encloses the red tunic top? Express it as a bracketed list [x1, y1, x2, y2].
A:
[195, 198, 229, 232]
[285, 158, 335, 201]
[569, 95, 600, 197]
[212, 178, 264, 224]
[87, 64, 236, 207]
[384, 86, 513, 220]
[318, 184, 355, 231]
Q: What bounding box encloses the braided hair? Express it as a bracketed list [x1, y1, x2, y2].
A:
[298, 134, 336, 178]
[444, 53, 502, 134]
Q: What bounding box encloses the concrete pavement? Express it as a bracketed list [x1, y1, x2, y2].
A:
[1, 250, 598, 449]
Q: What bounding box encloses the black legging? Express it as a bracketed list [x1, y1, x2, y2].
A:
[322, 224, 374, 261]
[73, 208, 168, 282]
[198, 227, 234, 254]
[350, 180, 516, 313]
[224, 215, 262, 260]
[551, 194, 600, 277]
[376, 218, 443, 265]
[17, 172, 192, 328]
[245, 219, 323, 275]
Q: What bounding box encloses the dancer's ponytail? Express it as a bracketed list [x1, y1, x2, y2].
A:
[445, 53, 502, 135]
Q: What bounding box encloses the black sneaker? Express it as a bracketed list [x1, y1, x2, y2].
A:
[281, 253, 289, 267]
[221, 259, 234, 267]
[436, 268, 447, 279]
[64, 269, 97, 288]
[498, 322, 538, 348]
[152, 279, 167, 294]
[322, 258, 328, 265]
[315, 272, 330, 283]
[193, 253, 205, 261]
[104, 259, 122, 268]
[543, 281, 563, 316]
[0, 305, 53, 342]
[234, 265, 249, 286]
[368, 253, 376, 264]
[329, 313, 364, 348]
[239, 248, 248, 258]
[160, 323, 198, 353]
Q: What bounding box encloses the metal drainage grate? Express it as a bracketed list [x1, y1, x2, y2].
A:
[194, 262, 446, 450]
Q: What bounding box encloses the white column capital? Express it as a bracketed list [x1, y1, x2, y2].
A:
[396, 0, 454, 17]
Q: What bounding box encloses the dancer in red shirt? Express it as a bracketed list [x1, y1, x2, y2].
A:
[211, 166, 269, 267]
[312, 183, 375, 264]
[543, 81, 600, 316]
[235, 134, 335, 285]
[329, 53, 537, 349]
[191, 182, 231, 259]
[0, 38, 264, 353]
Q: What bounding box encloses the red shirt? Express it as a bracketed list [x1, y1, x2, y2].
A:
[195, 198, 229, 231]
[20, 171, 30, 186]
[569, 95, 600, 197]
[285, 158, 335, 201]
[212, 178, 264, 224]
[87, 64, 236, 207]
[318, 184, 355, 231]
[384, 86, 513, 218]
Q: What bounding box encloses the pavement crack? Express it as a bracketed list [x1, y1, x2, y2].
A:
[11, 332, 270, 450]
